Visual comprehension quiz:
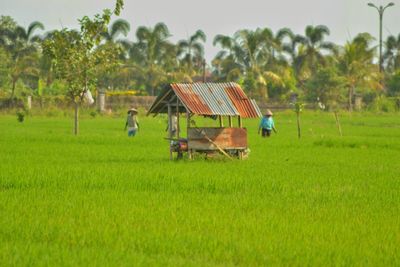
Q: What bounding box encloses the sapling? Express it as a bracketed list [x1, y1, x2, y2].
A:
[293, 102, 304, 139]
[42, 0, 124, 135]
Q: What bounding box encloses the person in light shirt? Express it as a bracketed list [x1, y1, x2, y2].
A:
[124, 108, 139, 137]
[258, 109, 277, 137]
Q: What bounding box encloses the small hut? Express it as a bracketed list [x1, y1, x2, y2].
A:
[147, 82, 262, 159]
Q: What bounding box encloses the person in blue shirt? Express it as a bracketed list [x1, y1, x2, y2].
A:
[258, 109, 277, 137]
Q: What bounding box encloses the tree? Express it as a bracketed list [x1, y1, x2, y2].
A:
[129, 23, 175, 95]
[0, 18, 44, 101]
[387, 71, 400, 96]
[95, 19, 131, 91]
[212, 29, 283, 99]
[338, 33, 380, 111]
[306, 67, 345, 136]
[294, 25, 337, 81]
[384, 34, 400, 73]
[292, 102, 304, 139]
[305, 67, 344, 108]
[43, 0, 124, 135]
[0, 47, 11, 91]
[177, 30, 206, 76]
[102, 19, 130, 42]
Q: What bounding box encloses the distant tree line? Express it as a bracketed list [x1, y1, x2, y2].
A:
[1, 15, 400, 111]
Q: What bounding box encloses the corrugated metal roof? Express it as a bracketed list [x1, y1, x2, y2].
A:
[225, 83, 263, 118]
[172, 83, 212, 115]
[147, 82, 261, 118]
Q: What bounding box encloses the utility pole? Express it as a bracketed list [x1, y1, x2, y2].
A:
[368, 2, 395, 73]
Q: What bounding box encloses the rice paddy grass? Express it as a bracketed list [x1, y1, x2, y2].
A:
[0, 111, 399, 266]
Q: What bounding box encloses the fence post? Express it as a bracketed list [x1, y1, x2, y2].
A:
[27, 96, 32, 110]
[98, 91, 106, 112]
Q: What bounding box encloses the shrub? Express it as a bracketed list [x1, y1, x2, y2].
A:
[370, 95, 396, 112]
[16, 111, 25, 122]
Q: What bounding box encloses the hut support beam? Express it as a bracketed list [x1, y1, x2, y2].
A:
[228, 116, 233, 127]
[168, 104, 173, 160]
[186, 110, 193, 160]
[176, 98, 180, 139]
[238, 116, 243, 128]
[219, 116, 224, 127]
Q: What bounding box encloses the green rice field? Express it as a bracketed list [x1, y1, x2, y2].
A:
[0, 111, 399, 266]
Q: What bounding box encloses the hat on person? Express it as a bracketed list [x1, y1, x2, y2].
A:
[128, 108, 138, 114]
[265, 109, 273, 116]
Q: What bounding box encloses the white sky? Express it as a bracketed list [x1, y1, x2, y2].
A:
[1, 0, 399, 62]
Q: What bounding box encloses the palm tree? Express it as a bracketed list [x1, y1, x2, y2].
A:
[1, 21, 44, 100]
[259, 27, 293, 67]
[95, 20, 131, 90]
[129, 23, 176, 95]
[213, 29, 283, 98]
[177, 30, 206, 76]
[102, 19, 130, 42]
[338, 33, 380, 111]
[294, 25, 337, 80]
[384, 34, 400, 73]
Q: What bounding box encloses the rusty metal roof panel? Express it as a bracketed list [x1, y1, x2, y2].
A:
[251, 99, 263, 117]
[148, 82, 261, 118]
[209, 83, 240, 115]
[171, 83, 213, 115]
[192, 83, 238, 116]
[224, 82, 262, 118]
[190, 83, 217, 114]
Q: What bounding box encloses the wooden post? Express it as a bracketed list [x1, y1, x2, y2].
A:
[98, 91, 106, 112]
[334, 111, 343, 137]
[219, 116, 224, 127]
[27, 96, 32, 110]
[74, 102, 79, 135]
[176, 98, 180, 139]
[228, 116, 233, 127]
[238, 116, 243, 128]
[187, 110, 193, 160]
[168, 104, 172, 160]
[296, 112, 301, 139]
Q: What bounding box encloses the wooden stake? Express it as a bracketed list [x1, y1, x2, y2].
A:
[74, 101, 79, 135]
[334, 111, 343, 137]
[228, 116, 233, 127]
[296, 112, 301, 139]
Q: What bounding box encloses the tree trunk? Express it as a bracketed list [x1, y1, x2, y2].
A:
[10, 79, 16, 99]
[74, 102, 79, 135]
[46, 71, 52, 86]
[8, 78, 17, 108]
[296, 112, 301, 139]
[348, 86, 354, 112]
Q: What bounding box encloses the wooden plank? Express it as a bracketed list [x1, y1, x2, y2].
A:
[189, 127, 233, 160]
[188, 127, 247, 151]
